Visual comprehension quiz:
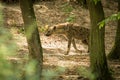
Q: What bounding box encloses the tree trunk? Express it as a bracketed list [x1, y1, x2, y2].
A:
[87, 0, 112, 80]
[108, 1, 120, 60]
[20, 0, 43, 79]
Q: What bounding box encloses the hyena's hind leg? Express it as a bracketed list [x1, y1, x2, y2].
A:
[82, 39, 89, 53]
[72, 39, 82, 53]
[65, 37, 72, 55]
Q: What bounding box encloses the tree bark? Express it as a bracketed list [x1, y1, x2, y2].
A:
[108, 1, 120, 60]
[87, 0, 112, 80]
[20, 0, 43, 79]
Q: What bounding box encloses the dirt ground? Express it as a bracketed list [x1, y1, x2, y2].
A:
[2, 0, 120, 80]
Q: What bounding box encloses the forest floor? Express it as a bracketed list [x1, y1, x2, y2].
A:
[2, 0, 120, 80]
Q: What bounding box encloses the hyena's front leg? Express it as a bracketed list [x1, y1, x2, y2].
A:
[72, 39, 78, 50]
[65, 37, 72, 55]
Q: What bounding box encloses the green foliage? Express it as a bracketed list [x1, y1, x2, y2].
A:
[61, 2, 74, 13]
[0, 4, 20, 80]
[77, 66, 95, 80]
[42, 67, 65, 80]
[91, 0, 100, 4]
[0, 3, 17, 58]
[24, 60, 40, 80]
[0, 59, 17, 80]
[66, 14, 76, 22]
[98, 12, 120, 29]
[61, 2, 76, 22]
[0, 28, 17, 57]
[0, 4, 4, 26]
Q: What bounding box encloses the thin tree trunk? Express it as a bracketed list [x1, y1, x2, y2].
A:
[87, 0, 112, 80]
[20, 0, 43, 79]
[108, 1, 120, 60]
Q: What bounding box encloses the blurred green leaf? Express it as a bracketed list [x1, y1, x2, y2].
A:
[66, 14, 75, 22]
[77, 66, 95, 80]
[93, 0, 100, 4]
[61, 2, 74, 13]
[98, 12, 120, 29]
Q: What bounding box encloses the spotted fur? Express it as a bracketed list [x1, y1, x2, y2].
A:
[45, 22, 89, 55]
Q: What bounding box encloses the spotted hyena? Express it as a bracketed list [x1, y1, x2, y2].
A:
[45, 22, 89, 55]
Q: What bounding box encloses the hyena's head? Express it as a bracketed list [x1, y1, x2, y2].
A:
[45, 23, 72, 36]
[45, 25, 57, 36]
